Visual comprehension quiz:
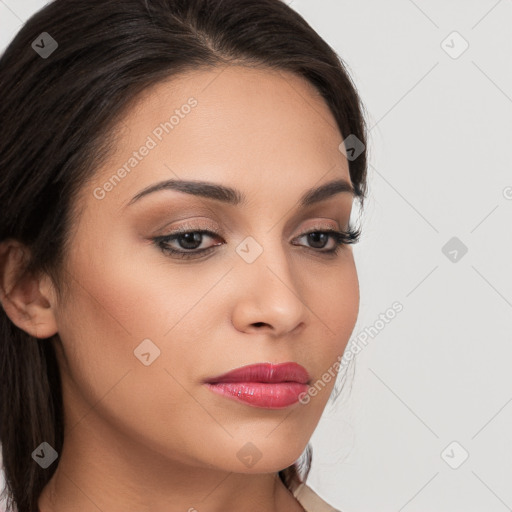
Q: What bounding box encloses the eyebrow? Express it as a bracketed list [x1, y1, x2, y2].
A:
[126, 177, 355, 208]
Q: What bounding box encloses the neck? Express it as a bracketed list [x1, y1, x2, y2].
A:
[37, 409, 304, 512]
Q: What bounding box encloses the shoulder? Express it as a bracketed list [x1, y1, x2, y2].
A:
[292, 482, 341, 512]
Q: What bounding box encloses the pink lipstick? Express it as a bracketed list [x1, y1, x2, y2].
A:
[203, 362, 310, 409]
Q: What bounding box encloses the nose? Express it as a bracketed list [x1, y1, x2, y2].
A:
[230, 239, 309, 338]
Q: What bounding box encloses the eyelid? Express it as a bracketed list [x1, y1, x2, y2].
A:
[157, 221, 348, 246]
[154, 218, 221, 237]
[157, 218, 342, 238]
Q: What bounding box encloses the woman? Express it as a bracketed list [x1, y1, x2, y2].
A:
[0, 0, 368, 510]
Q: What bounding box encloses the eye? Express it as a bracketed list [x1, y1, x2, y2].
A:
[151, 225, 361, 260]
[294, 230, 342, 251]
[292, 227, 361, 254]
[152, 229, 222, 259]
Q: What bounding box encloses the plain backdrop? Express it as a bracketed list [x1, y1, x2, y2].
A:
[1, 1, 511, 511]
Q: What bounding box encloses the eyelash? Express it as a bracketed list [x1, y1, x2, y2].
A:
[152, 225, 361, 260]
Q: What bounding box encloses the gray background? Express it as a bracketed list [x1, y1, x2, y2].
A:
[1, 1, 511, 511]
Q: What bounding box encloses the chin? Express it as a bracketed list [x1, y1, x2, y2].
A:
[217, 440, 308, 475]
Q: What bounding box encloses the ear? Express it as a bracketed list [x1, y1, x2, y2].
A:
[0, 239, 58, 339]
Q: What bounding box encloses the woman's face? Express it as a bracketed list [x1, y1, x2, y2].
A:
[51, 65, 359, 475]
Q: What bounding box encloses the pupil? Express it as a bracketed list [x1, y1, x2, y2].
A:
[308, 232, 327, 248]
[180, 232, 202, 249]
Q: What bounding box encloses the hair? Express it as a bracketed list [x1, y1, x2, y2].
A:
[0, 0, 369, 510]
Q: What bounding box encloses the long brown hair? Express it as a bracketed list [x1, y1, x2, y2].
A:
[0, 0, 368, 510]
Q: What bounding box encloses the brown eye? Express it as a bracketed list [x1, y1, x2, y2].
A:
[153, 229, 224, 259]
[304, 232, 330, 249]
[293, 227, 361, 254]
[174, 232, 205, 250]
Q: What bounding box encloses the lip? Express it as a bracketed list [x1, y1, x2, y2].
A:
[203, 362, 310, 409]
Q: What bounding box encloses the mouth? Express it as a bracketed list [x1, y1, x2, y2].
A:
[203, 362, 311, 409]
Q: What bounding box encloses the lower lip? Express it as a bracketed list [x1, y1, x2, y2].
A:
[205, 382, 309, 409]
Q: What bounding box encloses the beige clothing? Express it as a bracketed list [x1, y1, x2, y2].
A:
[292, 483, 341, 512]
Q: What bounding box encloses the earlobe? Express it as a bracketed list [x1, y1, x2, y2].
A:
[0, 240, 58, 339]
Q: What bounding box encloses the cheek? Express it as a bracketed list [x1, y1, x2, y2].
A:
[301, 254, 359, 403]
[53, 231, 165, 411]
[307, 251, 360, 353]
[54, 245, 209, 459]
[54, 223, 220, 408]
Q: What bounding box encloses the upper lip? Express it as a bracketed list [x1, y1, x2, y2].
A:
[204, 362, 310, 385]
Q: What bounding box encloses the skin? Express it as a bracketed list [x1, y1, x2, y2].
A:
[0, 65, 359, 512]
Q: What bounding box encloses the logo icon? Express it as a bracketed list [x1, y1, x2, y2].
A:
[441, 31, 469, 59]
[441, 441, 469, 469]
[442, 237, 468, 263]
[134, 338, 161, 366]
[32, 441, 58, 469]
[31, 32, 58, 59]
[236, 442, 263, 468]
[236, 236, 263, 264]
[339, 134, 365, 161]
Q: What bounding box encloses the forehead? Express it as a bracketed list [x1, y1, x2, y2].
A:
[84, 65, 350, 212]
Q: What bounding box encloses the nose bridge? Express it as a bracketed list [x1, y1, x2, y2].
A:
[236, 230, 296, 288]
[231, 230, 308, 333]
